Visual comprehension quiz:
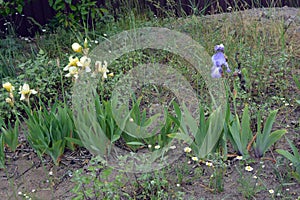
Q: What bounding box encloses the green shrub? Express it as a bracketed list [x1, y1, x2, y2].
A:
[48, 0, 108, 28]
[0, 0, 25, 16]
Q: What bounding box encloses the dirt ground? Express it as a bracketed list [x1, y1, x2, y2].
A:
[1, 7, 300, 200]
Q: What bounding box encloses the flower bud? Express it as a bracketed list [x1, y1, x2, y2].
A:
[72, 43, 82, 53]
[84, 38, 88, 48]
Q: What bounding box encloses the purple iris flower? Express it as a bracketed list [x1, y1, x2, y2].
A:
[214, 44, 224, 52]
[211, 44, 231, 78]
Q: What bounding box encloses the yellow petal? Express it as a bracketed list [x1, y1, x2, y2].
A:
[3, 82, 14, 92]
[108, 72, 114, 77]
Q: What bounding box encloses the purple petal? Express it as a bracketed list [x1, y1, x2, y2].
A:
[214, 44, 224, 52]
[212, 52, 227, 67]
[211, 66, 222, 78]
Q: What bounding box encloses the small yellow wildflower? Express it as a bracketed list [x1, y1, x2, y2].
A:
[154, 145, 160, 150]
[245, 165, 253, 172]
[72, 43, 82, 53]
[19, 83, 37, 101]
[269, 189, 274, 194]
[3, 82, 14, 92]
[184, 147, 192, 153]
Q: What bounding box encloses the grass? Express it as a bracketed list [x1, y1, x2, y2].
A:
[0, 2, 300, 199]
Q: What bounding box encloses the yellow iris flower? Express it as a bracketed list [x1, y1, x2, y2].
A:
[19, 83, 37, 101]
[3, 82, 15, 92]
[64, 56, 79, 71]
[76, 56, 91, 72]
[94, 60, 110, 80]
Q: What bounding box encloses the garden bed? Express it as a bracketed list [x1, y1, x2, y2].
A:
[0, 6, 300, 200]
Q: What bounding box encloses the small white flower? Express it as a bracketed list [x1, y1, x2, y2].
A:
[262, 165, 265, 169]
[276, 192, 280, 196]
[94, 40, 99, 44]
[184, 147, 192, 153]
[245, 165, 253, 172]
[192, 157, 198, 161]
[31, 189, 36, 193]
[206, 162, 213, 167]
[269, 189, 274, 194]
[103, 33, 107, 37]
[49, 171, 53, 176]
[289, 163, 293, 166]
[176, 183, 180, 187]
[18, 191, 22, 195]
[154, 145, 160, 150]
[169, 145, 176, 150]
[148, 144, 152, 148]
[236, 156, 243, 160]
[129, 118, 134, 122]
[253, 175, 258, 179]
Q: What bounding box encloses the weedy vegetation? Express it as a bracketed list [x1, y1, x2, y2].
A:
[0, 0, 300, 199]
